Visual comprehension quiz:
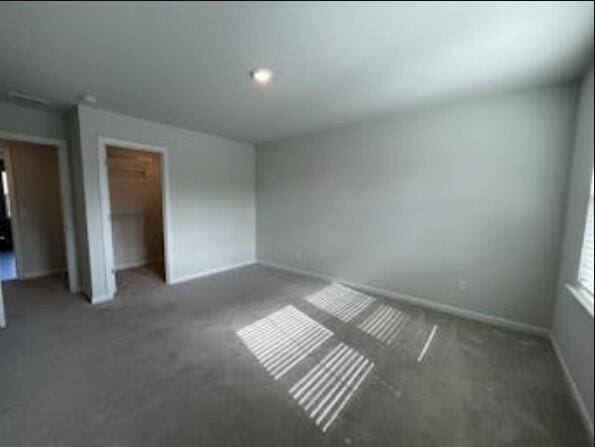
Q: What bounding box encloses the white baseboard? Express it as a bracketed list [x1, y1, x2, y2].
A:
[550, 335, 594, 440]
[21, 268, 66, 279]
[91, 293, 114, 305]
[258, 259, 549, 337]
[90, 260, 255, 302]
[171, 260, 256, 285]
[0, 291, 5, 329]
[115, 259, 161, 271]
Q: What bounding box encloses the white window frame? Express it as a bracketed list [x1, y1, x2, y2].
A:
[567, 170, 594, 317]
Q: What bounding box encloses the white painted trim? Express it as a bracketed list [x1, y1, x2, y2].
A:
[565, 283, 595, 318]
[97, 140, 116, 297]
[0, 284, 5, 328]
[22, 268, 66, 279]
[0, 146, 24, 279]
[0, 131, 79, 294]
[56, 137, 79, 294]
[170, 260, 255, 284]
[550, 334, 595, 440]
[115, 259, 162, 271]
[91, 293, 115, 305]
[97, 136, 174, 301]
[258, 260, 549, 337]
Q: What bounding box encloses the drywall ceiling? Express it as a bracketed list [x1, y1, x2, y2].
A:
[0, 2, 592, 143]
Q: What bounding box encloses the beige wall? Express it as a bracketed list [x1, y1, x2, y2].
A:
[0, 140, 66, 277]
[107, 147, 163, 270]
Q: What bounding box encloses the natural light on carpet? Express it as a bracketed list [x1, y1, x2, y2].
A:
[290, 342, 374, 432]
[236, 284, 439, 433]
[305, 284, 375, 322]
[237, 305, 332, 380]
[358, 304, 407, 345]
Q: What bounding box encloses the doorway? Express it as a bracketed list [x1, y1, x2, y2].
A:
[0, 154, 16, 280]
[98, 138, 171, 298]
[0, 134, 78, 292]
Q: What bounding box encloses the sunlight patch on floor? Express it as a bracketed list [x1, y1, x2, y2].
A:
[237, 305, 332, 379]
[305, 283, 375, 322]
[290, 342, 374, 432]
[358, 304, 408, 345]
[417, 324, 438, 362]
[237, 304, 375, 433]
[236, 288, 438, 433]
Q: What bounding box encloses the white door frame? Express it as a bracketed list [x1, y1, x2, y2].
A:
[0, 146, 23, 278]
[97, 136, 173, 298]
[0, 131, 79, 294]
[0, 283, 5, 328]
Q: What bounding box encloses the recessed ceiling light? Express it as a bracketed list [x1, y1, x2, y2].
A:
[250, 68, 273, 85]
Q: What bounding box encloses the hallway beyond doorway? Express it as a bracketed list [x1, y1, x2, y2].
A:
[0, 249, 16, 281]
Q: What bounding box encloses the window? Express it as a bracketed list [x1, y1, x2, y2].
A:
[578, 171, 594, 297]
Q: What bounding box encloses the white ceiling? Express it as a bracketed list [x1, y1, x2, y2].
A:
[0, 2, 593, 143]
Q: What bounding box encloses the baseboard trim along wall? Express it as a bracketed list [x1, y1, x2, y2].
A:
[88, 260, 256, 303]
[115, 259, 162, 271]
[550, 335, 595, 440]
[0, 290, 6, 328]
[258, 259, 550, 337]
[170, 260, 256, 285]
[22, 268, 66, 280]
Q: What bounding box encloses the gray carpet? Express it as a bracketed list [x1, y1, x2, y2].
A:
[0, 264, 590, 447]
